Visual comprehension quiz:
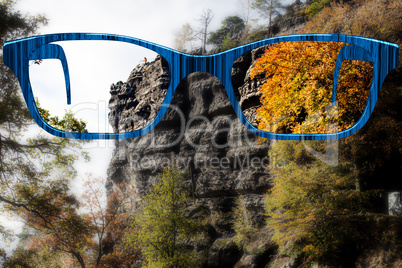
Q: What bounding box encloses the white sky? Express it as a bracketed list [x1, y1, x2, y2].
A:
[15, 0, 296, 46]
[16, 0, 244, 47]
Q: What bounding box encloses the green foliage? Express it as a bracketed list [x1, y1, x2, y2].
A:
[36, 98, 87, 132]
[0, 0, 48, 44]
[220, 33, 237, 51]
[265, 141, 381, 265]
[246, 27, 267, 43]
[233, 195, 257, 252]
[2, 247, 66, 268]
[0, 1, 95, 264]
[130, 169, 204, 268]
[252, 0, 284, 36]
[252, 0, 284, 16]
[208, 16, 245, 50]
[305, 0, 333, 17]
[0, 1, 89, 181]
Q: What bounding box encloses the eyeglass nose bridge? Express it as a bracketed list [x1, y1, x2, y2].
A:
[176, 54, 220, 79]
[173, 52, 239, 96]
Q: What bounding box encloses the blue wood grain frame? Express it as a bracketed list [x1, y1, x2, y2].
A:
[3, 33, 399, 140]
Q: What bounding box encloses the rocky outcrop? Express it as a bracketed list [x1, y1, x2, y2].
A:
[107, 52, 274, 266]
[108, 55, 170, 133]
[104, 0, 402, 266]
[268, 0, 309, 36]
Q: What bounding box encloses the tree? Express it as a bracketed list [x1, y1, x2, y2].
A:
[252, 0, 284, 37]
[0, 0, 72, 255]
[265, 141, 380, 265]
[173, 23, 195, 53]
[250, 41, 373, 134]
[238, 0, 255, 30]
[0, 0, 46, 43]
[232, 195, 257, 252]
[305, 0, 334, 17]
[300, 0, 402, 44]
[130, 169, 204, 268]
[298, 0, 402, 191]
[5, 177, 92, 267]
[0, 2, 97, 263]
[4, 248, 74, 267]
[196, 8, 214, 55]
[208, 16, 245, 51]
[260, 0, 401, 265]
[36, 99, 87, 132]
[0, 1, 88, 201]
[80, 175, 139, 267]
[221, 33, 237, 51]
[237, 0, 256, 43]
[5, 175, 139, 267]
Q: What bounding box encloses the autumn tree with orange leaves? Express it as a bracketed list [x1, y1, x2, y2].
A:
[250, 41, 373, 134]
[5, 175, 139, 268]
[80, 175, 139, 268]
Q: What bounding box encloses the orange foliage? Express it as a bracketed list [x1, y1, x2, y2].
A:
[299, 0, 402, 64]
[80, 174, 139, 268]
[22, 174, 139, 267]
[300, 0, 402, 41]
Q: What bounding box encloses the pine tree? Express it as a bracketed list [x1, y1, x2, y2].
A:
[252, 0, 284, 37]
[132, 169, 204, 268]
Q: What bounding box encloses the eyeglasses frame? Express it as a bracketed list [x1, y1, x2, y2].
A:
[3, 33, 399, 140]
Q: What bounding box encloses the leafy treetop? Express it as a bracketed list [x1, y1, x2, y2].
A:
[251, 41, 372, 134]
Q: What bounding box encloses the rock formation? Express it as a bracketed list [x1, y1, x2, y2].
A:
[107, 51, 274, 266]
[105, 1, 402, 266]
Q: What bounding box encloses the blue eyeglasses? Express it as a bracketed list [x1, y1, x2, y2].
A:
[3, 33, 399, 140]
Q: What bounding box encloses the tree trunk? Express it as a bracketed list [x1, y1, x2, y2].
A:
[72, 251, 86, 268]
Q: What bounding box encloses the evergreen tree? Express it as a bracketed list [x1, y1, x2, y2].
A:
[305, 0, 333, 17]
[131, 169, 204, 268]
[252, 0, 284, 37]
[208, 16, 245, 51]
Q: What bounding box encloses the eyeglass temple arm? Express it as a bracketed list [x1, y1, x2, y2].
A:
[332, 45, 373, 105]
[30, 44, 71, 105]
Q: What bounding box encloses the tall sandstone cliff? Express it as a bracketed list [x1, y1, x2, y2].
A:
[107, 49, 275, 267]
[105, 3, 309, 267]
[105, 1, 402, 266]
